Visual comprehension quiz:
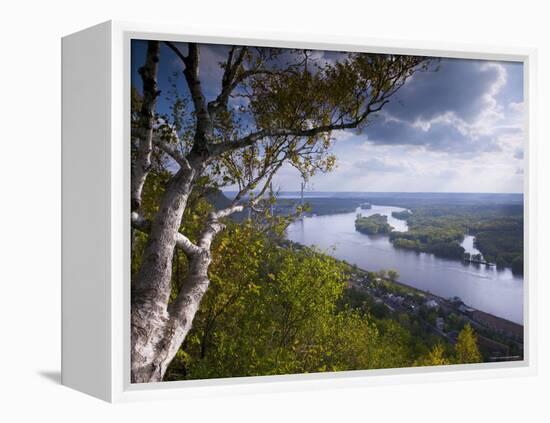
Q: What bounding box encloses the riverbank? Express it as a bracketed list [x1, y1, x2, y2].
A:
[270, 193, 523, 275]
[386, 203, 523, 274]
[345, 263, 523, 359]
[287, 205, 523, 324]
[355, 265, 521, 334]
[281, 238, 523, 361]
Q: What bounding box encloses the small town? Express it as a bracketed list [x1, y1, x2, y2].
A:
[347, 266, 523, 362]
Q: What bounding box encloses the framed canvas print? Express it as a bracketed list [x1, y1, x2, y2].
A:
[61, 21, 537, 402]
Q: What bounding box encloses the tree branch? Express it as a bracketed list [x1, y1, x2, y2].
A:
[197, 157, 283, 250]
[131, 40, 160, 212]
[207, 110, 378, 157]
[165, 41, 212, 152]
[207, 48, 296, 120]
[207, 47, 248, 118]
[205, 54, 426, 158]
[151, 131, 192, 171]
[131, 212, 201, 257]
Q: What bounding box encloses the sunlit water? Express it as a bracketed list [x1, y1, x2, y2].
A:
[286, 205, 523, 324]
[461, 234, 484, 259]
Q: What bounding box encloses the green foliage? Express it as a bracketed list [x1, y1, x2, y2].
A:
[389, 204, 523, 267]
[205, 51, 429, 197]
[387, 270, 399, 281]
[390, 226, 465, 259]
[167, 228, 387, 379]
[134, 176, 488, 381]
[454, 324, 482, 364]
[414, 344, 450, 367]
[474, 225, 523, 273]
[158, 215, 453, 381]
[369, 319, 415, 369]
[355, 214, 393, 235]
[511, 256, 523, 275]
[391, 210, 411, 220]
[275, 197, 364, 217]
[413, 324, 482, 366]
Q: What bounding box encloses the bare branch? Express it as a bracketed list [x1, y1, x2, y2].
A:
[131, 212, 201, 257]
[207, 48, 299, 120]
[197, 217, 230, 250]
[151, 131, 191, 171]
[165, 41, 213, 153]
[207, 47, 248, 117]
[175, 232, 202, 257]
[197, 155, 284, 250]
[131, 211, 151, 232]
[164, 41, 187, 64]
[134, 121, 192, 170]
[131, 40, 160, 212]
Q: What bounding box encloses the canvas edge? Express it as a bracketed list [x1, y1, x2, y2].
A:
[61, 20, 113, 402]
[100, 20, 537, 403]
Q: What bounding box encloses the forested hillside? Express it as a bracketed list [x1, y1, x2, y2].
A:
[133, 174, 483, 380]
[388, 204, 523, 272]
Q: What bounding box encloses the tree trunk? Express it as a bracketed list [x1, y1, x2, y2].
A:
[131, 40, 160, 212]
[160, 250, 213, 378]
[131, 167, 197, 383]
[131, 248, 213, 382]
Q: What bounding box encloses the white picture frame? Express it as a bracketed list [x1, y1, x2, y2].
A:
[61, 20, 538, 403]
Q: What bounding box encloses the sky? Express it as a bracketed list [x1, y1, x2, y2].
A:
[132, 40, 524, 194]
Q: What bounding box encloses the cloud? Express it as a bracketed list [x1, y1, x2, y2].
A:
[514, 148, 524, 160]
[331, 130, 355, 143]
[364, 113, 500, 155]
[353, 157, 411, 173]
[383, 59, 505, 122]
[438, 169, 460, 179]
[509, 101, 524, 114]
[257, 55, 524, 193]
[361, 59, 523, 156]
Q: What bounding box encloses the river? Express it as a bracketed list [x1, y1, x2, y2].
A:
[286, 204, 524, 324]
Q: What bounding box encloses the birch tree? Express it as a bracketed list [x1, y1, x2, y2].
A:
[130, 40, 429, 382]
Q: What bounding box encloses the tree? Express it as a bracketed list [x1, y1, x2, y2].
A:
[173, 239, 367, 379]
[130, 39, 430, 382]
[511, 256, 523, 275]
[377, 270, 388, 280]
[163, 227, 424, 380]
[387, 269, 399, 281]
[414, 343, 450, 367]
[455, 324, 482, 364]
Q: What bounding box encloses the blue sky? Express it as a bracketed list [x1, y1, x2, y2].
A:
[132, 40, 524, 193]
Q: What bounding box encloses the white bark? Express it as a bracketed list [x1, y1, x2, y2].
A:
[130, 172, 251, 382]
[131, 166, 198, 383]
[131, 40, 160, 212]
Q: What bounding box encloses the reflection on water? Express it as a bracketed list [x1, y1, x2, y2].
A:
[286, 205, 523, 324]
